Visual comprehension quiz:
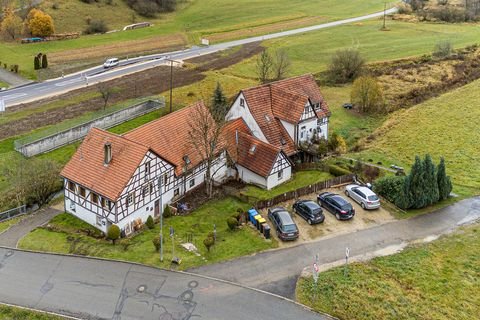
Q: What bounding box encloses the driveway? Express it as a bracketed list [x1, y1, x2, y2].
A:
[0, 248, 331, 320]
[190, 197, 480, 299]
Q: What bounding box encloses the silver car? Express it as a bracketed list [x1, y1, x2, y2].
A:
[345, 184, 380, 210]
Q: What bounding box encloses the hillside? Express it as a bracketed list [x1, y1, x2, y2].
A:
[355, 78, 480, 196]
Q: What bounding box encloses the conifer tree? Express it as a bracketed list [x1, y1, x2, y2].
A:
[408, 155, 428, 209]
[41, 54, 48, 69]
[211, 82, 228, 122]
[424, 154, 439, 205]
[437, 157, 452, 200]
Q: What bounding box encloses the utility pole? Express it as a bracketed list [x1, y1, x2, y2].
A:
[383, 2, 387, 30]
[169, 59, 173, 113]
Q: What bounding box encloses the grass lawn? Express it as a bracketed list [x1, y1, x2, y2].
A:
[296, 223, 480, 320]
[241, 170, 333, 200]
[353, 78, 480, 197]
[0, 215, 25, 234]
[0, 304, 66, 320]
[18, 197, 277, 270]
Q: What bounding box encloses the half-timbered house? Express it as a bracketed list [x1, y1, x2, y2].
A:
[225, 74, 331, 158]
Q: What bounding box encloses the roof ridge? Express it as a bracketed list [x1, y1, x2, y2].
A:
[238, 131, 281, 152]
[241, 73, 314, 92]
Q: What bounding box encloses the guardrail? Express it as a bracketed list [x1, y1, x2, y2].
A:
[0, 205, 27, 222]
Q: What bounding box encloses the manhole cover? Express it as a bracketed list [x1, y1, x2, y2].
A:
[137, 285, 147, 293]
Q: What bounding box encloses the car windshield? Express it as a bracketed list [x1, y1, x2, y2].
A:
[311, 208, 322, 215]
[283, 224, 297, 232]
[368, 195, 379, 201]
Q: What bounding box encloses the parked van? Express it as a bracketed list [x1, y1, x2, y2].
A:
[103, 58, 119, 68]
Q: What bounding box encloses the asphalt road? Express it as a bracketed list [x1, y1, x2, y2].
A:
[0, 248, 331, 320]
[0, 8, 396, 108]
[190, 196, 480, 299]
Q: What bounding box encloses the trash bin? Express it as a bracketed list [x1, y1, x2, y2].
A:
[263, 224, 271, 239]
[248, 209, 259, 224]
[257, 218, 266, 232]
[254, 215, 264, 230]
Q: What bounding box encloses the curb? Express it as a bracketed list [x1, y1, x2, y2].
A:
[0, 246, 337, 320]
[0, 301, 82, 320]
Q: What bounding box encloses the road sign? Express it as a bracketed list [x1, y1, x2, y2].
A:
[346, 247, 350, 259]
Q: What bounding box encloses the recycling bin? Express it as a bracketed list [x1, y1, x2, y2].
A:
[248, 209, 259, 224]
[263, 224, 271, 239]
[257, 218, 266, 232]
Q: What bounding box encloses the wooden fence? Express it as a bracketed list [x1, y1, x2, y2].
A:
[236, 174, 355, 210]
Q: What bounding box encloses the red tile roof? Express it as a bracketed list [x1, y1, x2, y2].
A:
[124, 101, 219, 176]
[60, 128, 149, 201]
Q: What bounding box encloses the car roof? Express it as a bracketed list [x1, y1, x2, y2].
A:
[331, 195, 349, 205]
[276, 210, 295, 225]
[301, 200, 320, 210]
[352, 185, 377, 196]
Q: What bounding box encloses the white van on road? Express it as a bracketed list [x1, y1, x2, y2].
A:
[103, 58, 119, 69]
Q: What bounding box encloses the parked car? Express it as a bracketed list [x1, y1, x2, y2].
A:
[317, 192, 355, 220]
[292, 200, 325, 225]
[103, 58, 119, 68]
[267, 207, 299, 241]
[343, 103, 353, 109]
[345, 184, 381, 210]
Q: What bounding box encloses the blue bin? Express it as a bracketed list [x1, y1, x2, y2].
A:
[248, 209, 259, 224]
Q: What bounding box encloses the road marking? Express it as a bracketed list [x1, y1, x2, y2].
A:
[1, 93, 27, 100]
[55, 78, 82, 87]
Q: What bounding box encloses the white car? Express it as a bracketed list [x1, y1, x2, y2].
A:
[103, 58, 119, 68]
[345, 184, 380, 210]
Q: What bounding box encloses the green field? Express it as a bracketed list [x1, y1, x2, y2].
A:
[296, 223, 480, 320]
[1, 0, 386, 78]
[18, 197, 277, 270]
[353, 78, 480, 196]
[224, 20, 480, 78]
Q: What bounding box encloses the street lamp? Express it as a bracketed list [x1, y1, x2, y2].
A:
[165, 58, 181, 113]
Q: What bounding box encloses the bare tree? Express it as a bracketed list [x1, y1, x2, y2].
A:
[97, 82, 113, 110]
[187, 102, 225, 197]
[256, 49, 273, 84]
[273, 49, 291, 81]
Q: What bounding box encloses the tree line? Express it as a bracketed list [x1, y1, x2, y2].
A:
[0, 6, 55, 40]
[374, 155, 452, 210]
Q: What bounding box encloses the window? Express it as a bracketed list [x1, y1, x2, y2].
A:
[300, 126, 306, 139]
[189, 179, 195, 188]
[90, 193, 98, 204]
[142, 184, 151, 198]
[240, 98, 245, 107]
[278, 169, 283, 180]
[101, 198, 112, 210]
[144, 161, 151, 176]
[163, 173, 168, 186]
[96, 215, 102, 226]
[68, 181, 75, 192]
[149, 183, 154, 194]
[174, 188, 179, 196]
[127, 192, 134, 207]
[69, 200, 76, 212]
[79, 187, 86, 198]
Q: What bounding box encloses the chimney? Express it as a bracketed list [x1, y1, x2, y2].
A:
[104, 143, 112, 165]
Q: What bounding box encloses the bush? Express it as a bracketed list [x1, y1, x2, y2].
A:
[433, 41, 453, 58]
[146, 215, 155, 229]
[351, 76, 384, 114]
[203, 236, 214, 252]
[120, 239, 132, 251]
[227, 217, 238, 230]
[152, 235, 161, 252]
[41, 54, 48, 69]
[328, 164, 351, 177]
[84, 19, 108, 34]
[431, 7, 468, 22]
[327, 48, 365, 84]
[373, 176, 405, 205]
[163, 205, 172, 218]
[106, 225, 120, 244]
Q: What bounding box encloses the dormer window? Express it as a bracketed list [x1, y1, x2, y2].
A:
[240, 98, 245, 107]
[104, 143, 112, 165]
